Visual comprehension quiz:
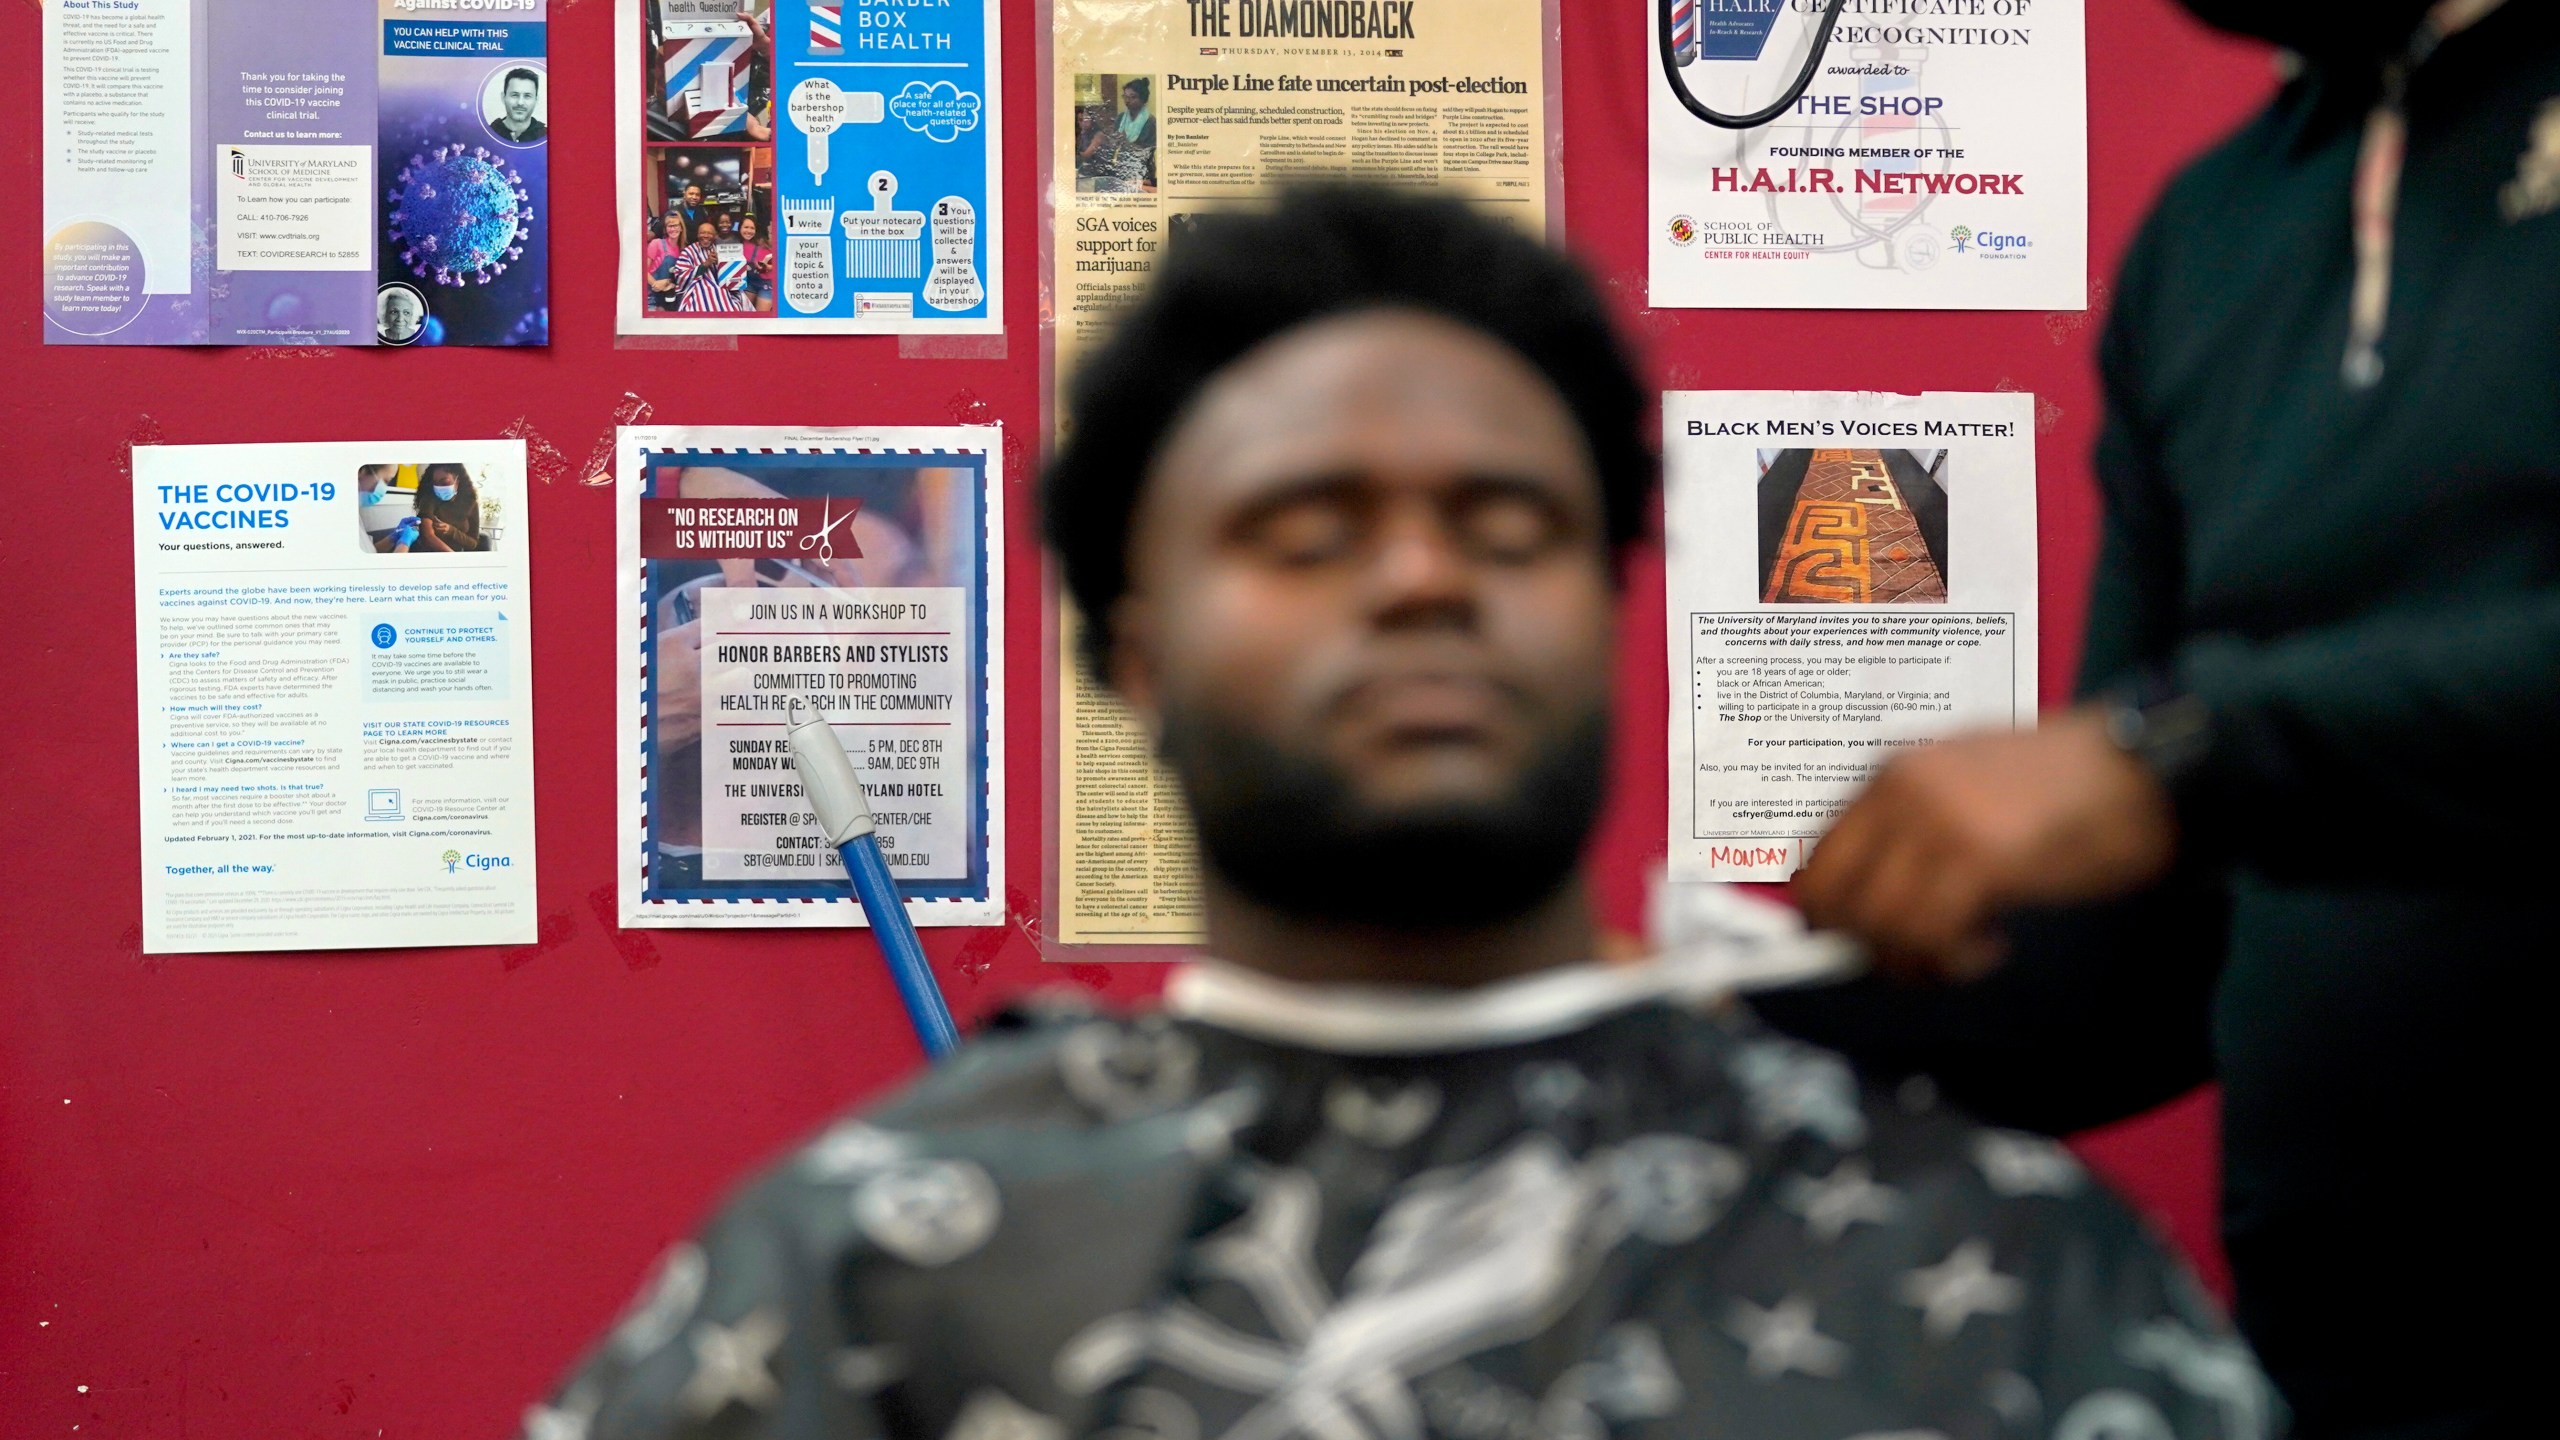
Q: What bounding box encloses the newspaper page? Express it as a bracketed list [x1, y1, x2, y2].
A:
[1665, 391, 2039, 881]
[132, 441, 538, 952]
[1647, 0, 2085, 310]
[617, 426, 1004, 928]
[1048, 0, 1554, 946]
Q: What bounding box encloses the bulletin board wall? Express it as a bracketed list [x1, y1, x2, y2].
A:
[0, 5, 2276, 1436]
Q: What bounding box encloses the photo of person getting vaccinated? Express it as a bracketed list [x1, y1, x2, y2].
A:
[642, 461, 970, 890]
[357, 462, 497, 554]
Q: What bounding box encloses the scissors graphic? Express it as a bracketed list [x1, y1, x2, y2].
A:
[794, 496, 865, 566]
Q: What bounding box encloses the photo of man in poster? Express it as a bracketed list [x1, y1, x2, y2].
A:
[486, 66, 548, 146]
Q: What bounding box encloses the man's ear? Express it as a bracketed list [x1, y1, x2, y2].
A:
[1105, 592, 1164, 747]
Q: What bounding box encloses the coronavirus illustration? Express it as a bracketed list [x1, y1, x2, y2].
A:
[386, 144, 533, 287]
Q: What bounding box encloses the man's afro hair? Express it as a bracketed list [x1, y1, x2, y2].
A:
[1041, 184, 1653, 676]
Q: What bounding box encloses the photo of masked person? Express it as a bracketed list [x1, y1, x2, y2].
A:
[642, 461, 971, 891]
[375, 463, 493, 553]
[354, 464, 409, 551]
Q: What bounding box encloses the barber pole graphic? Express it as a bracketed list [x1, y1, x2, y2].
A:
[1670, 0, 1700, 65]
[688, 103, 750, 138]
[660, 34, 755, 137]
[811, 4, 843, 56]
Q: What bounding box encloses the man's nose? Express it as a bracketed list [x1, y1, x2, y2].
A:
[1366, 505, 1476, 630]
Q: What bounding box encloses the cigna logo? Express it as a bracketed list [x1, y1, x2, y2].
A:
[1951, 225, 2032, 257]
[440, 849, 515, 874]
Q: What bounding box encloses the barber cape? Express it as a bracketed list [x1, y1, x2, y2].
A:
[526, 938, 2278, 1440]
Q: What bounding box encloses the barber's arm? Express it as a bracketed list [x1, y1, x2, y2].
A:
[1791, 219, 2193, 977]
[1761, 221, 2225, 1133]
[1753, 419, 2227, 1131]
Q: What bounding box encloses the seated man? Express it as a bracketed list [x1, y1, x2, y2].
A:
[525, 187, 2274, 1440]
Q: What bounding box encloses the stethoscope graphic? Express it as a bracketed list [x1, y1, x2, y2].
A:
[796, 496, 862, 566]
[1657, 0, 1954, 265]
[1657, 0, 1848, 129]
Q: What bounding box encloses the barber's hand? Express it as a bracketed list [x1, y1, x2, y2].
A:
[1793, 709, 2179, 981]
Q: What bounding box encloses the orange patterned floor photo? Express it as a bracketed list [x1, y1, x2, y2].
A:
[1757, 447, 1952, 605]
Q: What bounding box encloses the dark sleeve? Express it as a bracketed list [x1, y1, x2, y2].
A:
[2074, 202, 2187, 702]
[1752, 206, 2224, 1137]
[2163, 593, 2560, 882]
[2075, 119, 2560, 881]
[1750, 875, 2224, 1134]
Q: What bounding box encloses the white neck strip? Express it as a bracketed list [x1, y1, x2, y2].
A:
[1163, 958, 1691, 1056]
[1165, 915, 1861, 1056]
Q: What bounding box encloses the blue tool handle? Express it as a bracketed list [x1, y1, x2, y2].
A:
[837, 832, 959, 1057]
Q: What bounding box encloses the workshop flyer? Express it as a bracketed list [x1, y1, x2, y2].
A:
[1665, 391, 2039, 881]
[130, 442, 539, 953]
[614, 0, 1001, 334]
[1648, 0, 2085, 310]
[43, 0, 551, 347]
[617, 426, 1004, 927]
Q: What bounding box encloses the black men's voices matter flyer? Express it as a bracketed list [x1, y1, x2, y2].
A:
[43, 0, 550, 346]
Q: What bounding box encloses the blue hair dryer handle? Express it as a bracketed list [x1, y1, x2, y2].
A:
[838, 833, 959, 1057]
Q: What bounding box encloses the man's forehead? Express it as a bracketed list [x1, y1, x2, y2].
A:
[1157, 310, 1590, 494]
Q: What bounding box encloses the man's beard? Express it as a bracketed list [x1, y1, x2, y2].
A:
[1158, 698, 1610, 933]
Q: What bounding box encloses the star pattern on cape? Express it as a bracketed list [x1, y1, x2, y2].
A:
[678, 1307, 788, 1418]
[1730, 1041, 1868, 1149]
[1779, 1157, 1904, 1243]
[1970, 1132, 2081, 1198]
[519, 1400, 591, 1440]
[1898, 1239, 2026, 1340]
[1725, 1295, 1851, 1380]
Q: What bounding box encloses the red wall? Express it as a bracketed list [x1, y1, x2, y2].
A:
[0, 4, 2274, 1435]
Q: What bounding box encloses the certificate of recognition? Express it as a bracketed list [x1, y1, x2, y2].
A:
[1647, 1, 2086, 310]
[131, 442, 539, 953]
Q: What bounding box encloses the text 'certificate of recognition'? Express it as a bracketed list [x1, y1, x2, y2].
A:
[1648, 1, 2085, 310]
[132, 441, 539, 953]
